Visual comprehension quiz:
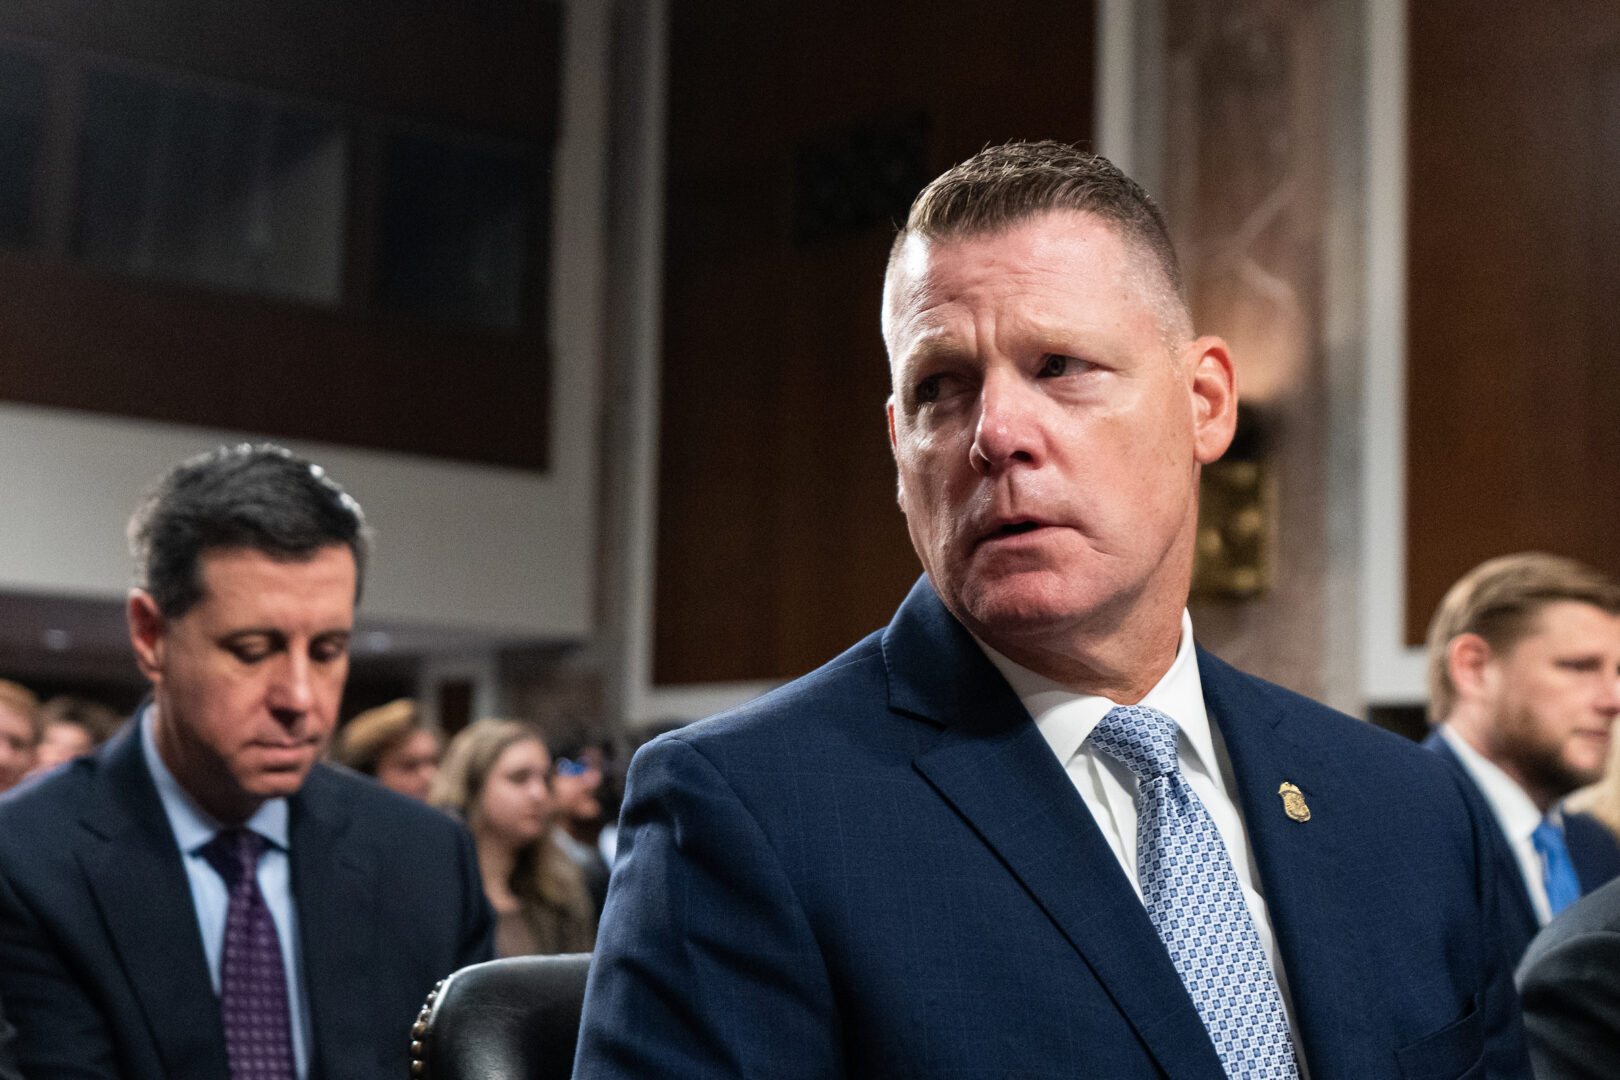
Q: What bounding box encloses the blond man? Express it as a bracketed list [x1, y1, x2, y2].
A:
[1423, 552, 1620, 966]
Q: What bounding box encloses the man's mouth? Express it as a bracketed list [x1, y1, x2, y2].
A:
[974, 519, 1054, 549]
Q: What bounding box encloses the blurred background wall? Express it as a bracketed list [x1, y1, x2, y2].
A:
[0, 0, 1615, 745]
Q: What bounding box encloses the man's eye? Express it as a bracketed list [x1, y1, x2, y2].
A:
[230, 644, 272, 663]
[312, 639, 350, 663]
[1037, 354, 1071, 377]
[914, 375, 941, 404]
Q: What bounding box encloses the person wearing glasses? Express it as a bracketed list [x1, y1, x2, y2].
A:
[549, 739, 612, 919]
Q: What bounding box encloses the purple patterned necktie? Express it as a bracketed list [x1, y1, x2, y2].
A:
[200, 828, 296, 1080]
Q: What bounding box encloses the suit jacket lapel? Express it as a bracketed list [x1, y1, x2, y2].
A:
[889, 579, 1226, 1079]
[290, 765, 378, 1079]
[76, 722, 228, 1078]
[1199, 650, 1383, 1080]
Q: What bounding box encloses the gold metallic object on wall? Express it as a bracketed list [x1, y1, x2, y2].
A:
[1191, 458, 1274, 600]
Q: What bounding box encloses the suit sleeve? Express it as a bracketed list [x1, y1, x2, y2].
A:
[449, 820, 496, 967]
[1517, 928, 1620, 1080]
[0, 994, 22, 1080]
[0, 859, 121, 1078]
[572, 736, 842, 1079]
[1457, 778, 1534, 1080]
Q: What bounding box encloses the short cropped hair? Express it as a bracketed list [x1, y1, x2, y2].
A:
[0, 680, 41, 742]
[335, 698, 423, 776]
[129, 444, 369, 619]
[1425, 552, 1620, 723]
[889, 140, 1190, 338]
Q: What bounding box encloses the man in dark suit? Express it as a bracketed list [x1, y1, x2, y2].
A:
[1516, 874, 1620, 1080]
[0, 445, 494, 1079]
[1421, 553, 1620, 965]
[574, 142, 1527, 1079]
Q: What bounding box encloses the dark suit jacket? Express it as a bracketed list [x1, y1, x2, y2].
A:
[0, 717, 495, 1079]
[1421, 731, 1620, 965]
[0, 997, 18, 1080]
[575, 578, 1528, 1080]
[1516, 874, 1620, 1080]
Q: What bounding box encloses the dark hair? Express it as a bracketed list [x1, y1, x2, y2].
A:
[890, 140, 1189, 334]
[129, 443, 369, 618]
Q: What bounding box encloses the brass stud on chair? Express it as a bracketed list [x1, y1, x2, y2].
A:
[411, 978, 450, 1079]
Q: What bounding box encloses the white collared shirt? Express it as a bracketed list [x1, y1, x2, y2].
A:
[1438, 724, 1560, 924]
[979, 611, 1307, 1071]
[141, 709, 312, 1078]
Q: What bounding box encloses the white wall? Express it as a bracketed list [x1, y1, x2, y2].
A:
[0, 0, 612, 643]
[1358, 0, 1427, 704]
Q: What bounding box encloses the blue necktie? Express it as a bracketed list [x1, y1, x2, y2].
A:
[1089, 704, 1300, 1080]
[1532, 817, 1581, 917]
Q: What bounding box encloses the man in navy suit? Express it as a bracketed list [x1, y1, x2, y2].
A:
[575, 142, 1527, 1079]
[0, 445, 494, 1078]
[1421, 553, 1620, 965]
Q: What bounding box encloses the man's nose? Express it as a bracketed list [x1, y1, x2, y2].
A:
[1599, 668, 1620, 715]
[268, 653, 315, 722]
[970, 372, 1043, 475]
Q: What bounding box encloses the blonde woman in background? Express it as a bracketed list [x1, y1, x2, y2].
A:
[333, 698, 441, 801]
[431, 719, 595, 957]
[1567, 719, 1620, 845]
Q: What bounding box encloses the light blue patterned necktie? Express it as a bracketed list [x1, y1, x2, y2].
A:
[1532, 817, 1581, 916]
[1088, 704, 1300, 1079]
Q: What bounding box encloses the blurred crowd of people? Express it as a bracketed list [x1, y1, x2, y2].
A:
[0, 681, 623, 963]
[0, 683, 121, 792]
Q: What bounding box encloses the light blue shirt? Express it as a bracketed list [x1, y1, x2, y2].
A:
[140, 709, 312, 1078]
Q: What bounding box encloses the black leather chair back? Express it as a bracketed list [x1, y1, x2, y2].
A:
[410, 953, 593, 1080]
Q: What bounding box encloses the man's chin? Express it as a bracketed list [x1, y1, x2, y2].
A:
[240, 762, 317, 800]
[953, 579, 1094, 646]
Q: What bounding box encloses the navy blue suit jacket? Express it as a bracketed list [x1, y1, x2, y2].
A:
[576, 578, 1528, 1079]
[0, 718, 495, 1079]
[1421, 731, 1620, 965]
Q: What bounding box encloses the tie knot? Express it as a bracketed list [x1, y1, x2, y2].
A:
[1532, 818, 1566, 857]
[1088, 704, 1180, 781]
[200, 828, 266, 887]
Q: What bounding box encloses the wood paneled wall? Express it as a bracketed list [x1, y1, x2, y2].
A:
[0, 1, 559, 470]
[653, 1, 1097, 685]
[1406, 0, 1620, 643]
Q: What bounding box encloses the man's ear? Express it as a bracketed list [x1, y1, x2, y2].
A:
[1446, 633, 1498, 702]
[1186, 336, 1238, 465]
[127, 591, 168, 683]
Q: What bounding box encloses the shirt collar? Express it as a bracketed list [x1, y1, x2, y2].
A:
[139, 706, 290, 854]
[979, 610, 1214, 771]
[1437, 723, 1557, 838]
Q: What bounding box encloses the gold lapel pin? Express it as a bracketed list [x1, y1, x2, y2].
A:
[1278, 782, 1311, 822]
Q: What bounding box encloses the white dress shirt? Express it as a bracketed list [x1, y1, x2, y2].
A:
[141, 709, 312, 1078]
[1437, 723, 1560, 924]
[979, 611, 1308, 1071]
